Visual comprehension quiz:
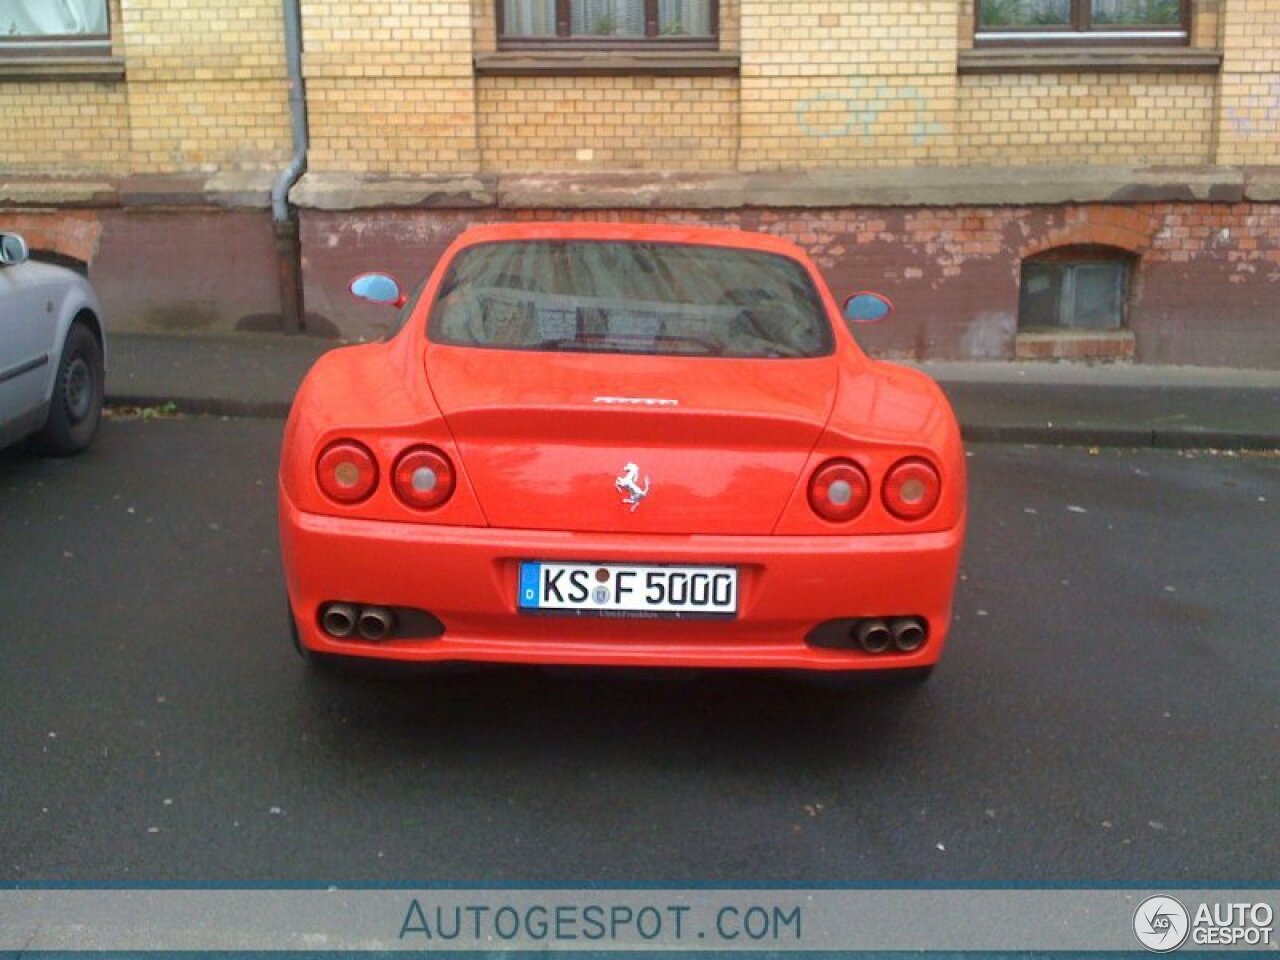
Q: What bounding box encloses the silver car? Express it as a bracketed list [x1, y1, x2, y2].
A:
[0, 232, 106, 455]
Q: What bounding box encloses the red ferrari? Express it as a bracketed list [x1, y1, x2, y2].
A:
[279, 223, 966, 682]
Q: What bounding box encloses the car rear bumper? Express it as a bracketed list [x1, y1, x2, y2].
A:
[279, 486, 965, 671]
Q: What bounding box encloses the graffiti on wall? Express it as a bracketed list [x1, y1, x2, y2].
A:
[1226, 80, 1280, 135]
[795, 78, 949, 146]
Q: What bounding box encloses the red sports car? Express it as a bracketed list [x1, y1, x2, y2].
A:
[279, 223, 966, 682]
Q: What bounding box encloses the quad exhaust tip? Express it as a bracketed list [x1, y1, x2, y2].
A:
[319, 602, 398, 641]
[356, 606, 396, 642]
[890, 617, 926, 653]
[854, 619, 893, 654]
[320, 603, 357, 639]
[834, 616, 928, 654]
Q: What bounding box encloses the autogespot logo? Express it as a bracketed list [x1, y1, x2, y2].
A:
[1134, 895, 1191, 952]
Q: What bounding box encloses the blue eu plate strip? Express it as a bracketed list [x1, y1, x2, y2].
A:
[518, 562, 541, 609]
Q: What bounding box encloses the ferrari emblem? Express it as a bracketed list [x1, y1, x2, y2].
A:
[615, 462, 650, 512]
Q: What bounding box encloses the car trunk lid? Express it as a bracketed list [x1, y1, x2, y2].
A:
[426, 346, 836, 535]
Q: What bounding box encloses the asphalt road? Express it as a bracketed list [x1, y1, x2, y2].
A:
[0, 418, 1276, 883]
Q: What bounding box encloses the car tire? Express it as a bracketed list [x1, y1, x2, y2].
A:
[31, 321, 104, 457]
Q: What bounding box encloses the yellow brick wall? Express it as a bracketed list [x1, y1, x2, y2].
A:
[121, 0, 291, 172]
[473, 0, 498, 53]
[1216, 0, 1280, 164]
[0, 0, 1271, 181]
[956, 73, 1217, 166]
[477, 75, 738, 170]
[0, 81, 131, 174]
[737, 0, 960, 170]
[0, 0, 129, 174]
[302, 1, 480, 174]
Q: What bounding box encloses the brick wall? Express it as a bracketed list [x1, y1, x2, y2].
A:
[0, 0, 127, 174]
[1217, 0, 1280, 165]
[2, 0, 1272, 178]
[0, 0, 290, 175]
[122, 0, 290, 173]
[476, 76, 738, 171]
[302, 0, 480, 174]
[0, 81, 131, 174]
[738, 0, 960, 170]
[955, 73, 1218, 166]
[298, 202, 1280, 367]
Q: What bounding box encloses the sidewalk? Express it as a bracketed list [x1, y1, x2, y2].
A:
[106, 332, 1280, 450]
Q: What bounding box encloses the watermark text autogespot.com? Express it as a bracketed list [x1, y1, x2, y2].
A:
[399, 899, 803, 946]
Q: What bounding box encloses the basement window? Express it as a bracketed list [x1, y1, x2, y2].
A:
[1019, 248, 1133, 330]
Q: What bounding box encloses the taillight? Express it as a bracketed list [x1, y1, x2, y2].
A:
[808, 459, 871, 523]
[316, 440, 379, 504]
[883, 457, 941, 520]
[392, 446, 455, 510]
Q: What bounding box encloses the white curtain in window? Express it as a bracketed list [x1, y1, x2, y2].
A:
[502, 0, 556, 37]
[658, 0, 711, 35]
[0, 0, 108, 37]
[571, 0, 645, 37]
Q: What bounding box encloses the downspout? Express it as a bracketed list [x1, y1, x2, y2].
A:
[272, 0, 308, 334]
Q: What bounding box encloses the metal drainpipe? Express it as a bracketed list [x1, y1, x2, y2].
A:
[272, 0, 308, 334]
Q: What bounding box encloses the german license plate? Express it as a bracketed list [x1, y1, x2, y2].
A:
[518, 562, 738, 618]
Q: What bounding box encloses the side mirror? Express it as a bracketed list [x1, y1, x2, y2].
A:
[0, 233, 30, 267]
[349, 272, 406, 308]
[843, 291, 894, 325]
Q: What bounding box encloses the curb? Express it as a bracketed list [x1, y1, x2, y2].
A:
[962, 425, 1280, 450]
[106, 394, 1280, 451]
[107, 395, 292, 420]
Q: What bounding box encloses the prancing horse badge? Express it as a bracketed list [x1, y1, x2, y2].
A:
[615, 462, 650, 512]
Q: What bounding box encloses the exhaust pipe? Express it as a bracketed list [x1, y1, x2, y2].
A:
[853, 618, 892, 654]
[890, 617, 926, 653]
[320, 603, 357, 638]
[357, 606, 396, 641]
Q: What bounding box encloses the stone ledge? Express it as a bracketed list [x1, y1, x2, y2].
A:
[0, 172, 276, 210]
[0, 55, 124, 82]
[495, 166, 1247, 209]
[5, 166, 1274, 213]
[0, 178, 118, 207]
[958, 47, 1222, 74]
[289, 173, 497, 211]
[289, 166, 1255, 212]
[1015, 329, 1136, 361]
[1244, 167, 1280, 203]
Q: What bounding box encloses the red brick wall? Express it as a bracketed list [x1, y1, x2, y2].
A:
[301, 203, 1280, 368]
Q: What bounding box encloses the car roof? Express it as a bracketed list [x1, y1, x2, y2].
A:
[452, 222, 812, 262]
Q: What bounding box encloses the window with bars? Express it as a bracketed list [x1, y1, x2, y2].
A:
[1018, 249, 1133, 331]
[0, 0, 110, 56]
[975, 0, 1188, 44]
[499, 0, 717, 45]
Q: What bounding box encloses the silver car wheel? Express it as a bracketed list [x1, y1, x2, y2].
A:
[64, 355, 93, 422]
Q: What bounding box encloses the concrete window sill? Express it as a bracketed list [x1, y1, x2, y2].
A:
[475, 50, 739, 77]
[0, 56, 125, 82]
[958, 47, 1221, 74]
[1015, 329, 1136, 361]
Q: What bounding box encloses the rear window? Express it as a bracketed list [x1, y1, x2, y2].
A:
[428, 240, 833, 359]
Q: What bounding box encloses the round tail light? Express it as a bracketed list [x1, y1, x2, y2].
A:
[883, 457, 941, 520]
[808, 459, 871, 523]
[392, 446, 456, 510]
[316, 440, 378, 504]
